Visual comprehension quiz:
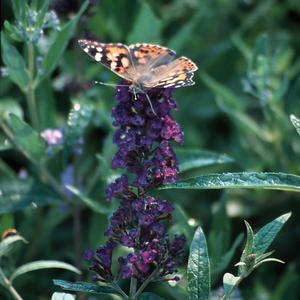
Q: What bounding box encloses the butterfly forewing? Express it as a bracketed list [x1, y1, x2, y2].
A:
[78, 39, 135, 81]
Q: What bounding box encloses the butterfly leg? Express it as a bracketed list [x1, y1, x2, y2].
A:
[144, 92, 157, 116]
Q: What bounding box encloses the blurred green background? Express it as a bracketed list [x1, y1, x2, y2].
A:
[1, 0, 300, 299]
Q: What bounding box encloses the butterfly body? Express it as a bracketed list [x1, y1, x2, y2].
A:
[78, 40, 198, 93]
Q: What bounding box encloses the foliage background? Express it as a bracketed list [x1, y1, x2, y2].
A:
[0, 0, 299, 299]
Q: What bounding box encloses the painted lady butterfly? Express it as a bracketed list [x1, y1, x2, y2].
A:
[78, 40, 198, 92]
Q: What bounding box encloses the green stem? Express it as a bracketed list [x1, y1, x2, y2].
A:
[111, 281, 128, 300]
[129, 277, 137, 299]
[0, 268, 23, 300]
[26, 42, 39, 131]
[133, 269, 158, 300]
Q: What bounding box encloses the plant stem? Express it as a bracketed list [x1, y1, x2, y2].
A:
[133, 269, 158, 300]
[26, 42, 39, 131]
[0, 268, 23, 300]
[129, 277, 137, 299]
[111, 281, 128, 300]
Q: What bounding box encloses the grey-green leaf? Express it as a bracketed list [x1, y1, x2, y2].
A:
[161, 172, 300, 193]
[187, 226, 210, 300]
[53, 279, 120, 296]
[7, 114, 46, 161]
[238, 221, 254, 275]
[176, 149, 234, 173]
[253, 212, 291, 256]
[66, 185, 112, 214]
[1, 33, 29, 91]
[223, 273, 240, 298]
[51, 293, 76, 300]
[0, 235, 27, 257]
[10, 260, 81, 283]
[290, 114, 300, 136]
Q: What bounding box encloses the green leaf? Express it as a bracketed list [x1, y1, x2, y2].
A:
[4, 20, 23, 41]
[0, 98, 23, 120]
[290, 114, 300, 136]
[127, 2, 162, 44]
[36, 0, 50, 28]
[253, 212, 291, 256]
[51, 293, 76, 300]
[223, 273, 240, 298]
[161, 172, 300, 193]
[1, 33, 29, 91]
[238, 221, 254, 274]
[0, 179, 60, 214]
[176, 149, 234, 173]
[66, 185, 112, 214]
[0, 235, 27, 257]
[10, 260, 81, 283]
[187, 226, 210, 300]
[41, 0, 88, 79]
[7, 114, 46, 161]
[53, 280, 121, 296]
[139, 293, 165, 300]
[11, 0, 26, 21]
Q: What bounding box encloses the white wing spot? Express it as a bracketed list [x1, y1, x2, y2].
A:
[84, 48, 89, 53]
[95, 52, 102, 61]
[96, 47, 102, 52]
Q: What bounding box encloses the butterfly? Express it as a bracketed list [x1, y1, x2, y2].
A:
[78, 40, 198, 93]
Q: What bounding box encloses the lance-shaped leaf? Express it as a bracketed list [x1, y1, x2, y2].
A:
[0, 234, 27, 257]
[290, 114, 300, 136]
[161, 172, 300, 193]
[66, 185, 112, 214]
[10, 261, 81, 283]
[6, 114, 46, 161]
[1, 33, 29, 91]
[41, 1, 88, 79]
[223, 273, 240, 298]
[53, 280, 121, 296]
[187, 226, 210, 300]
[253, 212, 291, 256]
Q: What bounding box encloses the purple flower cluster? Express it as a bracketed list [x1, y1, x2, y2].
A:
[86, 84, 186, 284]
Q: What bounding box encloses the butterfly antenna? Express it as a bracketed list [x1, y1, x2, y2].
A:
[94, 81, 130, 88]
[145, 92, 157, 116]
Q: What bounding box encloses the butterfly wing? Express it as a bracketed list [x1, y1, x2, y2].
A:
[78, 39, 136, 81]
[128, 43, 176, 71]
[143, 56, 198, 88]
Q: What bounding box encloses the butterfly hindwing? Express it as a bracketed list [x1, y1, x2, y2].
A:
[129, 43, 176, 69]
[144, 56, 198, 88]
